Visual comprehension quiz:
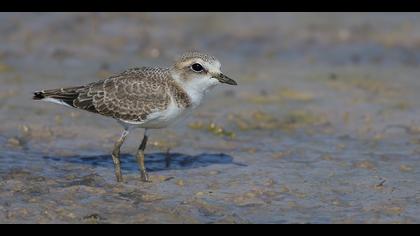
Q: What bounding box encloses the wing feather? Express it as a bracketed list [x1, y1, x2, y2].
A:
[87, 68, 170, 122]
[35, 67, 172, 122]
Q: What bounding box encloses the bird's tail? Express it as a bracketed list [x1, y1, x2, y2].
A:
[33, 91, 46, 100]
[33, 87, 84, 107]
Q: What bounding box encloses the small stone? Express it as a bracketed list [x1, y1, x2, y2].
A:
[400, 164, 413, 172]
[83, 213, 105, 222]
[233, 196, 265, 207]
[279, 186, 290, 193]
[158, 175, 169, 182]
[20, 125, 31, 136]
[263, 178, 275, 187]
[195, 192, 205, 197]
[354, 161, 376, 170]
[272, 151, 290, 159]
[246, 147, 257, 153]
[374, 179, 386, 190]
[244, 192, 257, 198]
[7, 137, 22, 148]
[67, 212, 77, 219]
[149, 175, 170, 182]
[140, 194, 164, 202]
[336, 143, 346, 150]
[382, 206, 404, 215]
[176, 180, 185, 187]
[208, 170, 220, 176]
[263, 190, 278, 197]
[321, 155, 334, 161]
[287, 201, 298, 208]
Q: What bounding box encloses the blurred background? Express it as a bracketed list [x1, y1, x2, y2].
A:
[0, 13, 419, 223]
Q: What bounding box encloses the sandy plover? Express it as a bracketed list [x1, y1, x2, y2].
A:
[33, 51, 237, 182]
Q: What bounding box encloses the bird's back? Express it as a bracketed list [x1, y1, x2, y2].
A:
[34, 67, 191, 126]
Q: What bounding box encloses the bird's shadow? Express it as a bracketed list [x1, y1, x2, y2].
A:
[43, 152, 246, 173]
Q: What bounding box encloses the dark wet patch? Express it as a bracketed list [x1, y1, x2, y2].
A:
[82, 213, 107, 223]
[117, 190, 164, 205]
[1, 168, 47, 183]
[43, 152, 238, 172]
[56, 173, 106, 188]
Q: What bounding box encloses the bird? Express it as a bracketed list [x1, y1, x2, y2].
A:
[33, 51, 237, 182]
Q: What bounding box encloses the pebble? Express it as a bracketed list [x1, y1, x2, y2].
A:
[7, 137, 22, 148]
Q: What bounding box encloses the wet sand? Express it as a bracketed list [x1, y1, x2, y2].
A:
[0, 13, 420, 223]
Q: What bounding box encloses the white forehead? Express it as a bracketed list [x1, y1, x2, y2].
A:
[199, 59, 221, 73]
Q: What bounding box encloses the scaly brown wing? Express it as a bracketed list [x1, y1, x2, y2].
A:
[34, 67, 171, 122]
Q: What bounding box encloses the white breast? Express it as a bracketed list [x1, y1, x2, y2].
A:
[182, 77, 219, 109]
[137, 94, 187, 129]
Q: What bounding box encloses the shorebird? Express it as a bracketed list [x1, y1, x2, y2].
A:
[33, 51, 237, 182]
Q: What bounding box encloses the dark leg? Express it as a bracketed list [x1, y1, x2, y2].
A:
[136, 129, 150, 182]
[111, 129, 129, 182]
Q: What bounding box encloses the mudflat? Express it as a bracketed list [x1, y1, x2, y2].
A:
[0, 13, 419, 223]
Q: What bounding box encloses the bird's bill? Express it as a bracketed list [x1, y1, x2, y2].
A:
[213, 73, 237, 85]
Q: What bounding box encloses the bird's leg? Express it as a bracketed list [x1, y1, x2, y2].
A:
[136, 129, 150, 182]
[111, 129, 129, 182]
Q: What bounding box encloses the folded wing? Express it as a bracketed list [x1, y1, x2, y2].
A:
[34, 68, 171, 123]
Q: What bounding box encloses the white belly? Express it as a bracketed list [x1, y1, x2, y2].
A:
[141, 101, 188, 128]
[119, 97, 189, 129]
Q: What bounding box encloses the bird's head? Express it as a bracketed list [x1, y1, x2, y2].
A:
[170, 51, 237, 91]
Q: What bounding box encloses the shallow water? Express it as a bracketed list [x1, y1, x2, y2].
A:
[1, 12, 420, 223]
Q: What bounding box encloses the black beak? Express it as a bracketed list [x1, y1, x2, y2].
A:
[214, 73, 237, 85]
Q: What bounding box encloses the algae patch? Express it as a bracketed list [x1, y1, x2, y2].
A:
[228, 110, 328, 132]
[244, 87, 315, 104]
[189, 121, 236, 138]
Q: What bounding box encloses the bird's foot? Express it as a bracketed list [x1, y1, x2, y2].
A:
[140, 170, 151, 182]
[115, 174, 124, 183]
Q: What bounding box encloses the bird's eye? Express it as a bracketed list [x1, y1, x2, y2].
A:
[191, 63, 204, 72]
